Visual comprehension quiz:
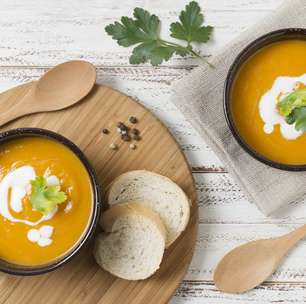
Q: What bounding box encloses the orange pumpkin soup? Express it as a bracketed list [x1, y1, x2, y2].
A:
[0, 137, 93, 266]
[231, 39, 306, 165]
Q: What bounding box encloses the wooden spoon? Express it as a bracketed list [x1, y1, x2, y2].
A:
[214, 224, 306, 293]
[0, 60, 96, 126]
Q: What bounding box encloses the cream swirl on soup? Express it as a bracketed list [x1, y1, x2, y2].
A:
[259, 74, 306, 140]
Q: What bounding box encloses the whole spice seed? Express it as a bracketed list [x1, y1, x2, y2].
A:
[109, 143, 118, 150]
[117, 122, 124, 128]
[121, 134, 131, 142]
[129, 143, 136, 150]
[123, 123, 129, 129]
[129, 116, 137, 124]
[117, 122, 128, 131]
[102, 128, 109, 134]
[131, 128, 139, 135]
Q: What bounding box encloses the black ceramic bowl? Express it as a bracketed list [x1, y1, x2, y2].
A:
[224, 28, 306, 171]
[0, 128, 102, 275]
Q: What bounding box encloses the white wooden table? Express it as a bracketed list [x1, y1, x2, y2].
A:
[2, 0, 306, 303]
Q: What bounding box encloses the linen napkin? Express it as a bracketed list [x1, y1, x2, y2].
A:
[172, 0, 306, 215]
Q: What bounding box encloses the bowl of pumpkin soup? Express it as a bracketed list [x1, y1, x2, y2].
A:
[0, 128, 101, 275]
[224, 28, 306, 170]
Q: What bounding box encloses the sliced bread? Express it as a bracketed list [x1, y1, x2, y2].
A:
[94, 202, 166, 280]
[107, 170, 190, 247]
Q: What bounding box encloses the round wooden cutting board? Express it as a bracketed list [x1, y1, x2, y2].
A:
[0, 83, 198, 304]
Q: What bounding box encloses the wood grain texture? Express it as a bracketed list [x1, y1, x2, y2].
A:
[171, 281, 306, 303]
[0, 0, 279, 66]
[2, 0, 305, 303]
[0, 83, 197, 304]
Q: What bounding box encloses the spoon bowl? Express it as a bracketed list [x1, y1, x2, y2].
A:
[214, 240, 278, 293]
[35, 60, 96, 109]
[214, 224, 306, 293]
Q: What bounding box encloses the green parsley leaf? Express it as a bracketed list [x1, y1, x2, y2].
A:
[277, 88, 306, 132]
[105, 1, 213, 66]
[133, 8, 160, 40]
[105, 9, 159, 47]
[285, 112, 296, 125]
[170, 1, 213, 44]
[278, 88, 306, 116]
[30, 176, 67, 215]
[287, 107, 306, 132]
[129, 42, 185, 66]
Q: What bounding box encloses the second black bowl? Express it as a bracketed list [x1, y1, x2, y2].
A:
[224, 28, 306, 171]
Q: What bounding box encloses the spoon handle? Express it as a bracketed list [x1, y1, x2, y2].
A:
[275, 223, 306, 253]
[0, 82, 35, 127]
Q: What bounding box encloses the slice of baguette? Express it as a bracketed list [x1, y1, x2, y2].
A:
[107, 170, 190, 247]
[94, 202, 166, 280]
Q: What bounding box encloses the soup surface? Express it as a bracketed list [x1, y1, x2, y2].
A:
[0, 136, 93, 266]
[231, 39, 306, 164]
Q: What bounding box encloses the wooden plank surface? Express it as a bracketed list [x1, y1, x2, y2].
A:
[3, 0, 306, 303]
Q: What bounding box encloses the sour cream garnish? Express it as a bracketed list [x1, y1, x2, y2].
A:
[259, 74, 306, 140]
[0, 166, 57, 226]
[27, 225, 54, 247]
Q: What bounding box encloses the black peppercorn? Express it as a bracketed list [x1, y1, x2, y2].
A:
[129, 116, 137, 124]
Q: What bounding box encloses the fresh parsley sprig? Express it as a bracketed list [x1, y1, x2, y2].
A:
[30, 176, 67, 215]
[278, 88, 306, 131]
[105, 1, 213, 66]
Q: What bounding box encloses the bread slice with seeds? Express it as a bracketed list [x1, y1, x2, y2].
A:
[107, 170, 190, 247]
[94, 202, 166, 280]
